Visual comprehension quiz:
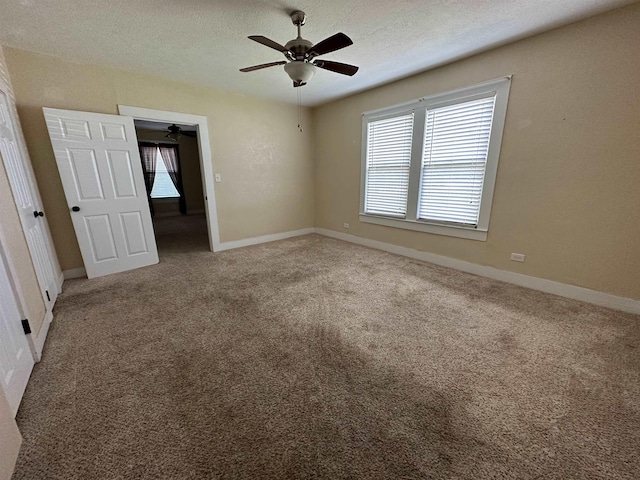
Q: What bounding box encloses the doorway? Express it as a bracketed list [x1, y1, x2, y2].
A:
[118, 105, 221, 254]
[134, 120, 209, 256]
[43, 106, 220, 279]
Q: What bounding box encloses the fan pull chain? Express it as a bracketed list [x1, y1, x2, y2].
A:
[297, 88, 303, 133]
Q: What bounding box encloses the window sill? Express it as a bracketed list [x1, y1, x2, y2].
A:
[151, 197, 180, 203]
[359, 214, 488, 241]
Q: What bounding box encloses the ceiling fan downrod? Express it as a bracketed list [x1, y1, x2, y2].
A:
[290, 10, 306, 38]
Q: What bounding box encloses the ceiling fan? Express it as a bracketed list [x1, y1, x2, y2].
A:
[165, 124, 196, 141]
[240, 10, 359, 87]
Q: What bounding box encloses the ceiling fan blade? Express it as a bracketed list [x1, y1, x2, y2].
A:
[308, 33, 353, 58]
[313, 60, 359, 76]
[182, 131, 197, 137]
[239, 61, 287, 72]
[248, 36, 290, 54]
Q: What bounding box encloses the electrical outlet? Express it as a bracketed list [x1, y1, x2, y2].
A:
[343, 223, 350, 229]
[215, 173, 221, 182]
[510, 253, 526, 262]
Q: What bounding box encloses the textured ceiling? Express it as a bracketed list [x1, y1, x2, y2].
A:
[0, 0, 635, 106]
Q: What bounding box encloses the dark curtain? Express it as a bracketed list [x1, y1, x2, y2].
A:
[158, 145, 186, 215]
[138, 142, 157, 216]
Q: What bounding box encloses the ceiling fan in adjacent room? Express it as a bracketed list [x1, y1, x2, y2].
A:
[240, 10, 359, 87]
[165, 124, 196, 141]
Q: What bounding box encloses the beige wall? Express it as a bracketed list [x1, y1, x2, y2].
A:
[135, 128, 205, 214]
[4, 48, 314, 271]
[313, 3, 640, 300]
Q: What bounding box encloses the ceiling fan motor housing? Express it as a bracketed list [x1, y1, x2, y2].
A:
[285, 38, 313, 60]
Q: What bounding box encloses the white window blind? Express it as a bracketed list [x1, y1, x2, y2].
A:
[364, 113, 414, 217]
[418, 95, 496, 226]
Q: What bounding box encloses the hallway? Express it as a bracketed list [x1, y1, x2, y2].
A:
[152, 214, 209, 257]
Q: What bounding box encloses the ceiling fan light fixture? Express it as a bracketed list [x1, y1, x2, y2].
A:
[284, 61, 316, 84]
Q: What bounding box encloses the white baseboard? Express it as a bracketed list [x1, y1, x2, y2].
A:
[217, 228, 315, 252]
[63, 267, 86, 280]
[57, 270, 64, 292]
[315, 228, 640, 315]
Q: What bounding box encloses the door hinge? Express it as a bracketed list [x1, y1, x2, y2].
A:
[46, 290, 51, 302]
[21, 319, 31, 335]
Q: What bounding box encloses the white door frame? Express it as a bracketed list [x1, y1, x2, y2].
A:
[117, 105, 221, 252]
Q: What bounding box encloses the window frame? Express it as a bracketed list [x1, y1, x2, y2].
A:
[359, 76, 512, 241]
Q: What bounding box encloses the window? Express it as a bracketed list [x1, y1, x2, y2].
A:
[360, 77, 511, 241]
[364, 113, 414, 217]
[150, 148, 180, 199]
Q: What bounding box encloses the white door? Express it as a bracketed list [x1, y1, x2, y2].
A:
[0, 85, 59, 311]
[0, 247, 34, 416]
[43, 108, 158, 278]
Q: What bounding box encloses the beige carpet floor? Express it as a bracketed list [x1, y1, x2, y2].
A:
[13, 215, 640, 479]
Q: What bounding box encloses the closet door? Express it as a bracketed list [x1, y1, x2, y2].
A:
[0, 82, 60, 313]
[0, 246, 34, 416]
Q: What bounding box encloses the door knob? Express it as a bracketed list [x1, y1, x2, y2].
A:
[33, 210, 44, 217]
[71, 206, 80, 212]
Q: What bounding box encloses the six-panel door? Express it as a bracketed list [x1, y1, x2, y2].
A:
[0, 87, 59, 310]
[43, 108, 158, 278]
